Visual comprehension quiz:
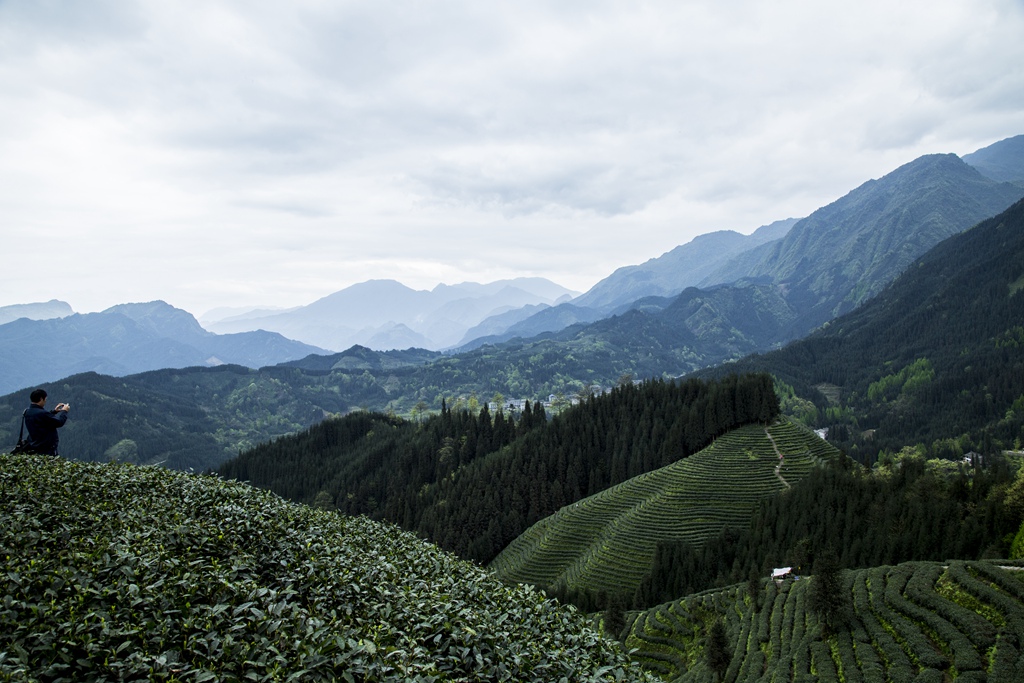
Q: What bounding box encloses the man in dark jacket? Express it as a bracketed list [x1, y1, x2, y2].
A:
[24, 388, 70, 456]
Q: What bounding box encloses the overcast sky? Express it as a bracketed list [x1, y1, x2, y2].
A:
[2, 0, 1023, 317]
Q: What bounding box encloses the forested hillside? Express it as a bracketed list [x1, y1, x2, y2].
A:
[219, 374, 780, 564]
[632, 450, 1022, 608]
[0, 365, 358, 470]
[0, 453, 649, 682]
[490, 419, 839, 606]
[714, 196, 1024, 464]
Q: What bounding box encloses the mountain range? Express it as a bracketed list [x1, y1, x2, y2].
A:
[0, 301, 324, 396]
[3, 134, 1024, 469]
[570, 218, 799, 312]
[203, 277, 578, 351]
[466, 148, 1024, 351]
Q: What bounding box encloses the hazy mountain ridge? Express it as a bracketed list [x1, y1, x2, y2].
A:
[466, 141, 1024, 348]
[466, 151, 1024, 373]
[963, 133, 1024, 184]
[457, 302, 609, 351]
[0, 301, 325, 396]
[0, 299, 74, 326]
[12, 196, 1023, 472]
[572, 219, 798, 312]
[205, 277, 578, 351]
[4, 136, 1024, 469]
[700, 153, 1024, 325]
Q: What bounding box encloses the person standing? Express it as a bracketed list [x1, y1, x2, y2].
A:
[24, 388, 70, 456]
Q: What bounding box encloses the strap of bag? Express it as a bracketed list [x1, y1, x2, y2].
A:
[17, 410, 26, 444]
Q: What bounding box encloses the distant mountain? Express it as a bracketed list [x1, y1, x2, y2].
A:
[962, 133, 1024, 183]
[457, 303, 608, 351]
[572, 218, 797, 311]
[6, 140, 1024, 472]
[205, 278, 578, 351]
[700, 153, 1024, 330]
[453, 152, 1024, 381]
[0, 301, 324, 395]
[199, 304, 299, 326]
[459, 220, 796, 347]
[472, 138, 1024, 348]
[281, 345, 443, 372]
[708, 196, 1024, 462]
[0, 299, 74, 325]
[454, 303, 552, 347]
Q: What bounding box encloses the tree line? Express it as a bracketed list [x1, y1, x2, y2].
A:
[622, 452, 1022, 611]
[218, 373, 781, 565]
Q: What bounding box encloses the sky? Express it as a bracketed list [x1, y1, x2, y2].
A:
[2, 0, 1023, 318]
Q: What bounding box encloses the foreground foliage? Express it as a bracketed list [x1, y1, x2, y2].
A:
[0, 454, 651, 683]
[624, 559, 1024, 682]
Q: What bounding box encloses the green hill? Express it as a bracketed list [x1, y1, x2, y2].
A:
[0, 453, 651, 682]
[629, 450, 1021, 608]
[623, 559, 1024, 682]
[711, 195, 1024, 464]
[220, 374, 781, 566]
[489, 419, 839, 599]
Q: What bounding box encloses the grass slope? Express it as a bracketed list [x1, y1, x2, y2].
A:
[0, 453, 652, 683]
[624, 559, 1024, 682]
[489, 420, 839, 597]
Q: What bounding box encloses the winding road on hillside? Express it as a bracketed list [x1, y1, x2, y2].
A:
[764, 428, 791, 489]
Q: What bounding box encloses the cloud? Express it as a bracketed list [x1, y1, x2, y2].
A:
[0, 0, 1022, 314]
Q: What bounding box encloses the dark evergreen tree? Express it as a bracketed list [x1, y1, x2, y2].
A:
[706, 618, 731, 682]
[809, 547, 848, 635]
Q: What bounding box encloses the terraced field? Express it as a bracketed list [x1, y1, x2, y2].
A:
[489, 419, 839, 596]
[624, 559, 1024, 682]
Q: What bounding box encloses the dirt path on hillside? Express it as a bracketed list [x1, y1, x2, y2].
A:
[765, 428, 790, 489]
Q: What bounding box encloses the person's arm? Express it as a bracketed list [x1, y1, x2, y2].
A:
[43, 409, 69, 427]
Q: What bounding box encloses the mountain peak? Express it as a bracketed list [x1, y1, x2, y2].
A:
[104, 301, 209, 340]
[0, 299, 74, 326]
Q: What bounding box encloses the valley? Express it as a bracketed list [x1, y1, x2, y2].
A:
[4, 135, 1024, 681]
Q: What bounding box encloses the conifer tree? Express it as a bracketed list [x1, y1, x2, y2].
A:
[706, 618, 731, 682]
[809, 547, 847, 635]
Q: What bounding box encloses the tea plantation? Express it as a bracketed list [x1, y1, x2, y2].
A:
[0, 453, 654, 682]
[489, 419, 839, 597]
[622, 559, 1024, 682]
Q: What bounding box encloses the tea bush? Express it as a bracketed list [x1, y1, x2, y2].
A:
[0, 454, 652, 682]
